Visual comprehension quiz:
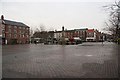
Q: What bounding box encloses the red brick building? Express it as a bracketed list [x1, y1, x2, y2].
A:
[86, 29, 103, 42]
[64, 28, 87, 42]
[1, 15, 30, 44]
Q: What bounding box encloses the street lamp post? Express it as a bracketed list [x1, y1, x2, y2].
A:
[62, 26, 65, 45]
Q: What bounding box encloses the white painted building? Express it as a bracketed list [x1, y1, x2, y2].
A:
[86, 32, 96, 41]
[86, 29, 96, 41]
[54, 31, 62, 40]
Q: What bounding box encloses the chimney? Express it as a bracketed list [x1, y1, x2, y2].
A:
[55, 29, 57, 32]
[62, 26, 64, 31]
[1, 15, 4, 20]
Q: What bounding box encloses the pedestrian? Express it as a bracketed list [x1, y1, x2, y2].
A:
[34, 40, 37, 45]
[102, 39, 104, 46]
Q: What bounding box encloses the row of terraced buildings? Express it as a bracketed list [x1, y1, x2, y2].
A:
[33, 27, 105, 44]
[0, 15, 105, 45]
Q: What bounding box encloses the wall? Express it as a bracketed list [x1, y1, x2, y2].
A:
[4, 24, 30, 44]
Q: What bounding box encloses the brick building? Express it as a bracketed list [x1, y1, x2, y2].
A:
[64, 28, 87, 42]
[73, 28, 87, 41]
[54, 28, 103, 43]
[86, 29, 95, 41]
[54, 28, 104, 43]
[33, 27, 104, 44]
[53, 28, 87, 44]
[1, 15, 30, 44]
[86, 29, 103, 42]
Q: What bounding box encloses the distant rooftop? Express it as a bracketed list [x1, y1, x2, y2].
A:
[74, 28, 88, 31]
[87, 29, 94, 32]
[1, 19, 29, 27]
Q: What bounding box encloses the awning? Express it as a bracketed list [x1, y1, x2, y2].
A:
[65, 38, 69, 41]
[34, 38, 41, 39]
[74, 37, 81, 40]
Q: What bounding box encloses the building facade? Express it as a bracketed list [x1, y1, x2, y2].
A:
[64, 28, 87, 42]
[54, 28, 103, 43]
[73, 28, 87, 41]
[1, 15, 30, 44]
[54, 31, 62, 41]
[33, 27, 104, 44]
[53, 28, 88, 44]
[86, 29, 96, 41]
[32, 31, 55, 44]
[86, 29, 103, 42]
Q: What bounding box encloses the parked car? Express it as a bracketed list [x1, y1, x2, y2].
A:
[74, 37, 82, 44]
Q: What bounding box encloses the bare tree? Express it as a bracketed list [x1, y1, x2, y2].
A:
[49, 27, 54, 31]
[33, 24, 49, 43]
[35, 27, 40, 32]
[104, 1, 120, 40]
[30, 28, 34, 37]
[39, 24, 46, 32]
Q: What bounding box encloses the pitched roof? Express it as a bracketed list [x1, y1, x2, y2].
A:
[74, 28, 88, 31]
[54, 31, 62, 33]
[65, 30, 74, 32]
[2, 19, 29, 27]
[87, 29, 94, 32]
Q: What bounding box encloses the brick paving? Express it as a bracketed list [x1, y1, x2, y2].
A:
[2, 42, 119, 78]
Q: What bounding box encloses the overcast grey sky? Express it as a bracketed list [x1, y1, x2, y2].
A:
[0, 0, 117, 31]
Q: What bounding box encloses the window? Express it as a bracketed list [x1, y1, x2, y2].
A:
[22, 31, 24, 34]
[19, 27, 21, 29]
[2, 25, 5, 30]
[9, 34, 11, 38]
[14, 26, 17, 28]
[2, 34, 5, 38]
[14, 34, 17, 38]
[19, 34, 21, 38]
[26, 28, 29, 30]
[80, 31, 81, 34]
[19, 30, 21, 34]
[88, 33, 94, 37]
[14, 30, 17, 33]
[89, 33, 91, 35]
[23, 27, 25, 30]
[23, 35, 24, 38]
[2, 30, 5, 33]
[9, 29, 11, 33]
[26, 35, 29, 38]
[8, 25, 11, 28]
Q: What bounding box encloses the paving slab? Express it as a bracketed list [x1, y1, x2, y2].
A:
[2, 42, 119, 78]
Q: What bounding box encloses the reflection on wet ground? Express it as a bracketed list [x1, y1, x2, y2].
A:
[2, 42, 119, 78]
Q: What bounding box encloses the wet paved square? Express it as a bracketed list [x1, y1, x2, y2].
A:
[2, 42, 119, 78]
